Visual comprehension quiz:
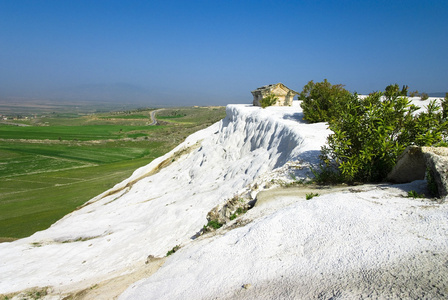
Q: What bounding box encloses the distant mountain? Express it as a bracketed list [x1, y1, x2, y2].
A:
[45, 83, 238, 107]
[427, 92, 447, 97]
[47, 83, 156, 104]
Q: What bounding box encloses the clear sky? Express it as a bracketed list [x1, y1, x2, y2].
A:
[1, 0, 447, 106]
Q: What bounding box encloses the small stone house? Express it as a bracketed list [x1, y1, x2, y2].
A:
[251, 83, 298, 107]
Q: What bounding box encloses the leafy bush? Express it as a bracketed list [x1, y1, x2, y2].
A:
[299, 79, 352, 123]
[400, 85, 409, 96]
[384, 83, 408, 100]
[408, 100, 448, 145]
[311, 164, 344, 184]
[421, 92, 429, 100]
[205, 219, 223, 230]
[301, 81, 448, 184]
[384, 84, 400, 100]
[317, 91, 447, 183]
[409, 90, 419, 97]
[261, 93, 278, 108]
[442, 93, 448, 119]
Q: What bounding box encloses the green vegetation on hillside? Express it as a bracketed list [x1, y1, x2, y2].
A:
[156, 107, 225, 124]
[0, 106, 226, 240]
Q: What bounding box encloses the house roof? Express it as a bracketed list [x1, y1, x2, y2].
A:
[251, 83, 298, 95]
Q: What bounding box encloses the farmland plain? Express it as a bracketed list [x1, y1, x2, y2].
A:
[0, 105, 226, 240]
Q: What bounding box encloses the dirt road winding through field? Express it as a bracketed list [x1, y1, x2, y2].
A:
[149, 109, 164, 126]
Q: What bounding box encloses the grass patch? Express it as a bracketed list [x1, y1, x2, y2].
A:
[0, 159, 155, 238]
[203, 219, 223, 232]
[99, 114, 149, 119]
[0, 237, 17, 243]
[156, 107, 224, 125]
[230, 207, 248, 220]
[407, 190, 425, 198]
[157, 115, 185, 119]
[166, 245, 181, 256]
[207, 219, 223, 229]
[306, 193, 319, 200]
[0, 124, 166, 141]
[0, 286, 49, 300]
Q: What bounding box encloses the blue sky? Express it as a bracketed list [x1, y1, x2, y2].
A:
[0, 0, 447, 106]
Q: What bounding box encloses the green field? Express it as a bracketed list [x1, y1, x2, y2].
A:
[0, 125, 167, 140]
[0, 106, 226, 240]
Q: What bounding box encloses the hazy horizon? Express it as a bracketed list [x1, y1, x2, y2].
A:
[1, 0, 447, 106]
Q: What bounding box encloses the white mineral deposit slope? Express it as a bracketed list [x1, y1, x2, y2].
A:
[121, 181, 448, 299]
[0, 101, 330, 295]
[119, 98, 448, 299]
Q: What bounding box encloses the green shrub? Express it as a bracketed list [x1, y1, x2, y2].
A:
[317, 91, 447, 183]
[383, 83, 409, 99]
[442, 93, 448, 119]
[421, 92, 429, 100]
[407, 190, 425, 198]
[400, 85, 409, 96]
[299, 79, 352, 123]
[306, 193, 319, 200]
[409, 100, 448, 145]
[409, 90, 419, 97]
[384, 83, 409, 99]
[236, 207, 246, 214]
[229, 207, 248, 221]
[166, 245, 181, 256]
[311, 165, 344, 184]
[384, 83, 400, 100]
[261, 93, 278, 108]
[205, 219, 223, 230]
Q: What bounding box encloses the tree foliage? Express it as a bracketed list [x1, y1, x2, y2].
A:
[314, 88, 448, 184]
[299, 79, 352, 123]
[442, 93, 448, 119]
[384, 83, 408, 100]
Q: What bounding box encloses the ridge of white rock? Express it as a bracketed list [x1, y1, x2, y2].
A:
[0, 102, 330, 295]
[121, 181, 448, 300]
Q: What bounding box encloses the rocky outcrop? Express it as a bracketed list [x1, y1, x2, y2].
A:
[422, 147, 448, 200]
[387, 146, 426, 183]
[388, 146, 448, 201]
